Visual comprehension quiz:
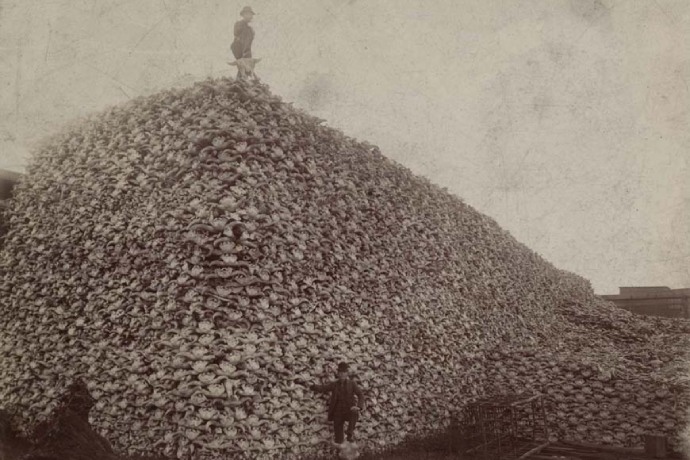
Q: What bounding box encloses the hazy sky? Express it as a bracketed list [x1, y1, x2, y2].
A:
[0, 0, 688, 294]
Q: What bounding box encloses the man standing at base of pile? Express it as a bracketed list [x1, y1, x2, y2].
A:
[310, 362, 365, 447]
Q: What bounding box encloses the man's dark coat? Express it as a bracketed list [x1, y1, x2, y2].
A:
[231, 19, 254, 59]
[313, 379, 365, 422]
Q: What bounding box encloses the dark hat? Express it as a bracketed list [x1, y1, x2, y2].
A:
[240, 6, 256, 15]
[337, 362, 349, 373]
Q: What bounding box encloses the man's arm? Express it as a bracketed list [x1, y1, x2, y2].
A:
[353, 381, 365, 409]
[311, 381, 336, 394]
[233, 21, 245, 39]
[241, 26, 253, 58]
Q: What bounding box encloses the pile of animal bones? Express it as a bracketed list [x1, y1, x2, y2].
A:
[485, 297, 690, 450]
[0, 77, 688, 459]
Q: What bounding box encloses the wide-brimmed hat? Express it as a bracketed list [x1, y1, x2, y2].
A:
[240, 6, 256, 15]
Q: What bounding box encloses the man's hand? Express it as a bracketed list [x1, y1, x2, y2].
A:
[350, 406, 360, 412]
[306, 382, 320, 392]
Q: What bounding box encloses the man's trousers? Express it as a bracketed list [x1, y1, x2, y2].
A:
[332, 410, 359, 444]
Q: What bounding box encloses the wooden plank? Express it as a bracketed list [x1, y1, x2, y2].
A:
[517, 441, 550, 459]
[525, 441, 684, 460]
[558, 440, 646, 455]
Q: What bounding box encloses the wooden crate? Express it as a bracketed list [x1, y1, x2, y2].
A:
[644, 434, 667, 458]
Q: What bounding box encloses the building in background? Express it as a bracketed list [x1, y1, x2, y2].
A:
[600, 286, 690, 319]
[0, 169, 22, 240]
[0, 169, 21, 200]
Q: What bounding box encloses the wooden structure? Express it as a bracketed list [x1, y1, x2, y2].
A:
[460, 393, 550, 460]
[644, 434, 668, 458]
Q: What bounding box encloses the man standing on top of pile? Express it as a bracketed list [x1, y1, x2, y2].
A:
[231, 6, 256, 61]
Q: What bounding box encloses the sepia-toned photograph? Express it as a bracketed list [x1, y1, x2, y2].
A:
[0, 1, 688, 459]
